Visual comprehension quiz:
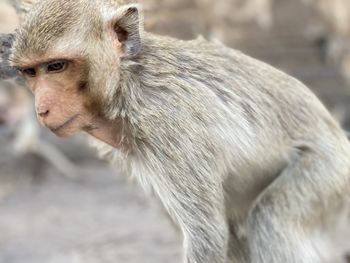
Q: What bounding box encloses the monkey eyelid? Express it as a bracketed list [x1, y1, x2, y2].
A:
[45, 60, 68, 74]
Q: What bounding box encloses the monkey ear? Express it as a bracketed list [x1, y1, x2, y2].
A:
[108, 4, 142, 58]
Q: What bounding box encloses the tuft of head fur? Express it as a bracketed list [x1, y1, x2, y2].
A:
[11, 0, 103, 64]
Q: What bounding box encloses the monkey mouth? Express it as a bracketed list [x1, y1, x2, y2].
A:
[50, 114, 79, 133]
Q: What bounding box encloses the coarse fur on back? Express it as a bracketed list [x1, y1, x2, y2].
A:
[10, 0, 350, 262]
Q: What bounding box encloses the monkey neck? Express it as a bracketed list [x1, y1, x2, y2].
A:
[84, 117, 123, 149]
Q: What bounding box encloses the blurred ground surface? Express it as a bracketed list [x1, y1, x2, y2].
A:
[0, 159, 180, 263]
[1, 0, 350, 263]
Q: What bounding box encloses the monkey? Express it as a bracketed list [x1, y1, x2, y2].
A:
[9, 0, 350, 262]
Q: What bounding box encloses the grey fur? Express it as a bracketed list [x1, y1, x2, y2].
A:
[11, 1, 350, 262]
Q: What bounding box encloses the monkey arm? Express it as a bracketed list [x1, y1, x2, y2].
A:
[87, 121, 230, 263]
[247, 140, 350, 263]
[151, 173, 229, 263]
[128, 134, 229, 263]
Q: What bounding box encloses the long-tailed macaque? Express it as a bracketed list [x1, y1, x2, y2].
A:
[9, 0, 350, 262]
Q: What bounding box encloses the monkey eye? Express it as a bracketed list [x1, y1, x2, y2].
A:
[46, 60, 68, 73]
[21, 68, 36, 77]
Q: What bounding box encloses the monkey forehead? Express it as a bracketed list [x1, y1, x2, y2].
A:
[11, 0, 103, 64]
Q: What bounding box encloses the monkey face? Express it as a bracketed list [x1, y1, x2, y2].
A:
[9, 0, 143, 143]
[16, 58, 95, 138]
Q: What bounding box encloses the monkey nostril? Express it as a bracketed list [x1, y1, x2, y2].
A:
[38, 109, 50, 117]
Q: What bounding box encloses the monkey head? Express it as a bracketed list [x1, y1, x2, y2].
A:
[10, 0, 143, 139]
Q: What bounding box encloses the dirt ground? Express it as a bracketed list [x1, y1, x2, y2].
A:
[0, 158, 181, 263]
[1, 0, 350, 263]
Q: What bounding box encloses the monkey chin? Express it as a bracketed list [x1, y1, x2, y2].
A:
[51, 126, 78, 138]
[47, 115, 81, 138]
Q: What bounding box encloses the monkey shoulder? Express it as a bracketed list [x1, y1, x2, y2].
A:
[139, 34, 347, 154]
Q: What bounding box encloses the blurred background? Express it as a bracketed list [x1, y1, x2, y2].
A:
[1, 0, 350, 262]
